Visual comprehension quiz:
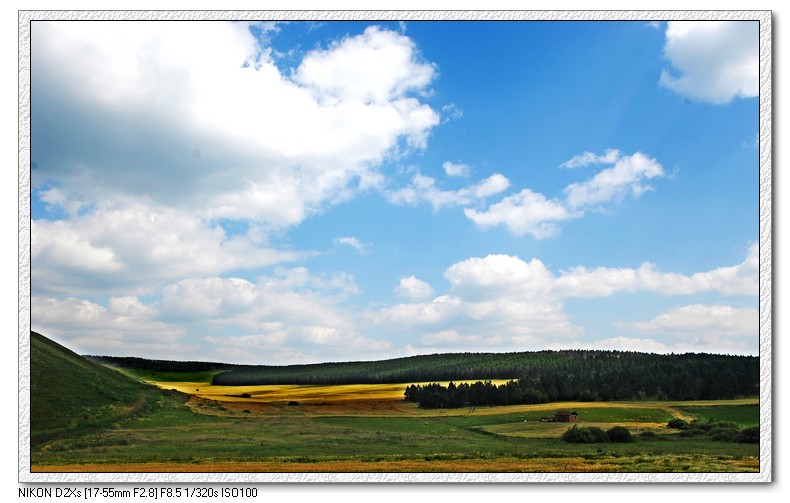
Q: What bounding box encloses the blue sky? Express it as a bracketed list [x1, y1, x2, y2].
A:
[29, 19, 760, 364]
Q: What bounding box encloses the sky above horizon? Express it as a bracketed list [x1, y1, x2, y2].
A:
[29, 19, 761, 364]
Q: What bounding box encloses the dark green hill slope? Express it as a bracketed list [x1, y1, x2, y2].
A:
[30, 331, 184, 446]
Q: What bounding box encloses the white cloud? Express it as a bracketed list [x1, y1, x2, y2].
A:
[32, 268, 385, 364]
[334, 236, 366, 255]
[394, 276, 434, 301]
[621, 304, 758, 338]
[660, 21, 759, 104]
[31, 296, 187, 357]
[444, 254, 554, 299]
[441, 103, 464, 123]
[375, 255, 582, 351]
[373, 246, 758, 354]
[386, 172, 510, 211]
[442, 161, 470, 177]
[563, 152, 665, 209]
[551, 335, 754, 356]
[560, 148, 621, 169]
[467, 151, 664, 237]
[555, 243, 758, 297]
[37, 187, 88, 216]
[158, 270, 358, 328]
[295, 26, 435, 107]
[464, 189, 575, 238]
[31, 204, 304, 296]
[32, 21, 440, 229]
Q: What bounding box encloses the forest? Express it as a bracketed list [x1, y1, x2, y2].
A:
[402, 351, 758, 407]
[91, 349, 758, 403]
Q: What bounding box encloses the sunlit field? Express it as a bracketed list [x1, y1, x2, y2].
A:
[32, 376, 759, 473]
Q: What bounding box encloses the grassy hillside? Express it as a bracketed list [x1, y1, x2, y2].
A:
[29, 331, 187, 446]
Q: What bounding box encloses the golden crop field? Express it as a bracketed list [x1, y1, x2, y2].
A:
[150, 380, 513, 405]
[149, 379, 758, 421]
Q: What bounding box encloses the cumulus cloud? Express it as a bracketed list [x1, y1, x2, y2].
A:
[32, 267, 387, 364]
[394, 276, 434, 301]
[373, 246, 758, 353]
[620, 304, 757, 338]
[442, 161, 470, 177]
[31, 296, 187, 357]
[555, 242, 758, 297]
[465, 150, 664, 237]
[31, 204, 305, 295]
[464, 189, 576, 239]
[295, 26, 435, 108]
[375, 255, 581, 350]
[31, 21, 440, 228]
[660, 21, 759, 104]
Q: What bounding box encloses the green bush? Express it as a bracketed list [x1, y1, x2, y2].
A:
[562, 425, 609, 444]
[707, 427, 739, 442]
[562, 425, 592, 443]
[586, 426, 609, 443]
[607, 426, 633, 443]
[668, 418, 688, 429]
[639, 431, 657, 439]
[711, 421, 739, 429]
[735, 426, 759, 444]
[689, 420, 713, 432]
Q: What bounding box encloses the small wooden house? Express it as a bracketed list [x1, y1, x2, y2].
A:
[553, 410, 579, 422]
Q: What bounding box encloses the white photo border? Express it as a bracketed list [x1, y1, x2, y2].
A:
[18, 9, 773, 484]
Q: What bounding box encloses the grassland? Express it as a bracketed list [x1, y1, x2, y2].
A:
[29, 332, 760, 473]
[31, 378, 759, 473]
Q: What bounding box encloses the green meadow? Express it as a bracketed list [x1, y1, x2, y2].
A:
[29, 331, 760, 473]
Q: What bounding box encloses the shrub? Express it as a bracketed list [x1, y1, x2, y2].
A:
[735, 426, 759, 444]
[708, 428, 739, 442]
[586, 426, 610, 443]
[639, 431, 657, 439]
[562, 425, 609, 444]
[689, 420, 713, 432]
[668, 418, 688, 429]
[607, 426, 633, 443]
[712, 421, 739, 429]
[562, 425, 594, 443]
[677, 428, 705, 437]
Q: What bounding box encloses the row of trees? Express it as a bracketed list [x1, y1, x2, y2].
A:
[403, 352, 758, 408]
[404, 381, 549, 408]
[561, 425, 633, 444]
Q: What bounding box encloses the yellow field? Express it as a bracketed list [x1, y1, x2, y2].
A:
[151, 379, 513, 405]
[150, 379, 758, 421]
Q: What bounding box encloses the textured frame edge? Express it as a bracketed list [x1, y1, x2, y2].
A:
[18, 9, 772, 484]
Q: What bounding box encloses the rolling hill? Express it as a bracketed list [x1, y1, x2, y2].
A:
[29, 331, 186, 446]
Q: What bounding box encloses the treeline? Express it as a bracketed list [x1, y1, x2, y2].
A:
[209, 350, 758, 404]
[211, 351, 552, 386]
[404, 380, 550, 408]
[402, 352, 758, 408]
[85, 355, 237, 373]
[88, 350, 759, 405]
